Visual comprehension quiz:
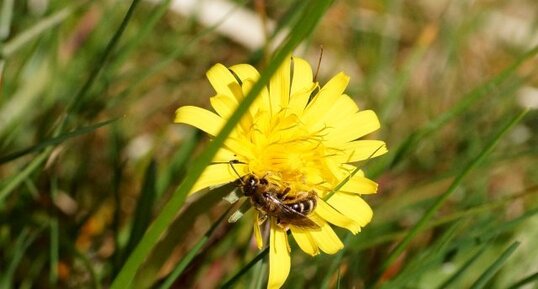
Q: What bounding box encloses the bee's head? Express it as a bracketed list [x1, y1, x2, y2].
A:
[241, 175, 259, 196]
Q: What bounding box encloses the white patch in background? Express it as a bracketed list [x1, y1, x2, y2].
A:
[517, 86, 538, 110]
[126, 133, 154, 160]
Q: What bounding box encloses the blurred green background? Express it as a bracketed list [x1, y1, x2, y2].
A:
[1, 0, 537, 288]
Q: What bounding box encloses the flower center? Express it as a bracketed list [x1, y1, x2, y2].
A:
[245, 110, 329, 193]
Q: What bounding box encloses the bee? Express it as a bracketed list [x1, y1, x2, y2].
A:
[238, 173, 320, 229]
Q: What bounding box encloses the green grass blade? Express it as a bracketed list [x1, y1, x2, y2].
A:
[0, 149, 49, 204]
[221, 248, 269, 289]
[0, 0, 14, 40]
[49, 177, 59, 286]
[1, 2, 86, 58]
[156, 130, 200, 197]
[120, 160, 158, 267]
[64, 0, 141, 117]
[110, 1, 333, 287]
[107, 0, 174, 72]
[0, 117, 119, 164]
[469, 241, 520, 289]
[507, 271, 538, 289]
[382, 221, 463, 289]
[320, 234, 352, 289]
[436, 245, 488, 289]
[158, 207, 231, 289]
[376, 110, 528, 283]
[0, 228, 42, 289]
[132, 183, 234, 289]
[388, 45, 538, 168]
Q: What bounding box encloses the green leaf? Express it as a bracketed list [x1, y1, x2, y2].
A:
[0, 228, 42, 289]
[221, 248, 269, 289]
[436, 245, 488, 289]
[506, 271, 538, 289]
[132, 183, 235, 289]
[469, 241, 520, 289]
[0, 117, 119, 164]
[120, 160, 158, 267]
[387, 45, 538, 169]
[1, 2, 87, 58]
[375, 110, 528, 284]
[158, 207, 231, 289]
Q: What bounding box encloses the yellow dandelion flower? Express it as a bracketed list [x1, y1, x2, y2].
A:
[175, 56, 387, 289]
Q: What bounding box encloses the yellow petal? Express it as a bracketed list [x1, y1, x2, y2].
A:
[270, 57, 292, 110]
[175, 106, 223, 136]
[213, 147, 238, 163]
[316, 199, 361, 234]
[325, 110, 381, 145]
[268, 224, 290, 289]
[327, 193, 373, 227]
[337, 140, 388, 163]
[290, 57, 314, 97]
[206, 63, 240, 98]
[229, 64, 260, 83]
[340, 175, 378, 195]
[309, 221, 344, 254]
[224, 137, 256, 161]
[190, 163, 245, 194]
[290, 227, 320, 256]
[253, 212, 263, 249]
[302, 72, 350, 126]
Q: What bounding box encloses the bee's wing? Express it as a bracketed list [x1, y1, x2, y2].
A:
[267, 195, 320, 229]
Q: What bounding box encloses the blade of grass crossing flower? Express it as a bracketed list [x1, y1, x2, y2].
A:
[507, 271, 538, 289]
[375, 110, 528, 284]
[468, 241, 520, 289]
[436, 245, 488, 289]
[388, 45, 538, 168]
[158, 207, 231, 289]
[0, 117, 119, 164]
[111, 1, 333, 288]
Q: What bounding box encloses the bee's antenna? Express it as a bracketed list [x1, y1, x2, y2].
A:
[229, 160, 244, 184]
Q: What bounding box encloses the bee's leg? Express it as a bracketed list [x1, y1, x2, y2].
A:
[278, 187, 291, 199]
[276, 218, 290, 231]
[257, 213, 268, 225]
